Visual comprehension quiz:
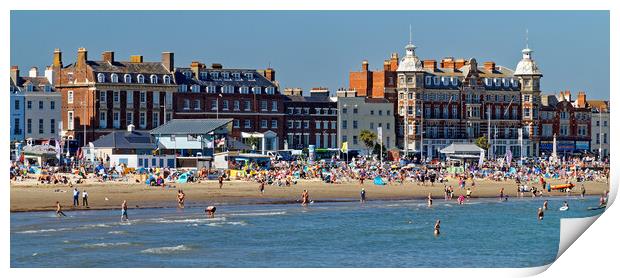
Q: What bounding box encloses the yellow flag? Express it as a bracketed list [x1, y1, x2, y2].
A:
[341, 142, 348, 153]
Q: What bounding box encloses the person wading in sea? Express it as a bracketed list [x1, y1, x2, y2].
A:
[537, 207, 544, 221]
[218, 174, 224, 189]
[121, 200, 129, 221]
[360, 188, 366, 203]
[434, 220, 441, 236]
[301, 190, 309, 206]
[55, 201, 66, 217]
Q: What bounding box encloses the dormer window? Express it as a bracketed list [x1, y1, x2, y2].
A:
[184, 71, 192, 79]
[97, 73, 105, 83]
[502, 78, 509, 88]
[222, 85, 235, 94]
[245, 73, 254, 80]
[208, 85, 217, 93]
[442, 77, 449, 86]
[179, 84, 188, 93]
[150, 75, 158, 84]
[233, 72, 241, 80]
[44, 85, 51, 92]
[494, 78, 500, 87]
[253, 86, 262, 94]
[200, 72, 208, 80]
[432, 76, 439, 85]
[124, 74, 132, 83]
[266, 87, 275, 95]
[163, 75, 171, 84]
[451, 77, 458, 86]
[240, 86, 249, 94]
[424, 76, 431, 86]
[137, 74, 145, 84]
[222, 72, 230, 79]
[484, 78, 491, 86]
[27, 84, 34, 92]
[512, 79, 519, 88]
[111, 73, 118, 83]
[210, 72, 220, 79]
[193, 85, 202, 92]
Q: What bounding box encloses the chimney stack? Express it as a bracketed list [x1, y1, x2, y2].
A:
[44, 66, 54, 84]
[76, 47, 88, 68]
[577, 91, 587, 108]
[29, 67, 38, 77]
[423, 60, 437, 70]
[483, 61, 496, 71]
[390, 53, 399, 71]
[162, 52, 174, 71]
[53, 48, 63, 68]
[10, 66, 19, 83]
[362, 60, 369, 71]
[454, 59, 466, 69]
[130, 55, 143, 63]
[211, 63, 223, 69]
[440, 57, 455, 69]
[383, 60, 390, 71]
[102, 51, 115, 63]
[191, 61, 201, 78]
[264, 68, 276, 82]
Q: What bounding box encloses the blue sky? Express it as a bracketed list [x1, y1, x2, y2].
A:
[10, 11, 609, 100]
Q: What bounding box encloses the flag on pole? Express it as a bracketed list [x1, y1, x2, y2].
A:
[341, 142, 348, 153]
[377, 127, 383, 143]
[216, 138, 226, 147]
[55, 139, 61, 159]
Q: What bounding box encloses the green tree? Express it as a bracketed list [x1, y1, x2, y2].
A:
[359, 129, 377, 156]
[475, 136, 490, 150]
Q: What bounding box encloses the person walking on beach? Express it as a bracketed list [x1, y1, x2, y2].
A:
[537, 207, 544, 220]
[56, 201, 66, 217]
[499, 187, 504, 200]
[434, 220, 441, 236]
[82, 190, 89, 208]
[73, 188, 80, 207]
[580, 184, 586, 199]
[301, 190, 310, 206]
[466, 188, 472, 199]
[360, 188, 366, 203]
[121, 200, 129, 221]
[259, 180, 265, 195]
[218, 174, 224, 189]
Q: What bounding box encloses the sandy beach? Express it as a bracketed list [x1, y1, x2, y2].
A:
[10, 178, 609, 212]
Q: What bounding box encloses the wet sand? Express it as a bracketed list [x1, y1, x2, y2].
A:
[10, 178, 609, 212]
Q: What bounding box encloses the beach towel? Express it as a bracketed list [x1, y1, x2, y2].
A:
[373, 176, 386, 186]
[177, 173, 189, 183]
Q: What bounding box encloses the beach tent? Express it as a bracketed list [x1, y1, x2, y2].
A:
[177, 173, 190, 183]
[373, 176, 386, 186]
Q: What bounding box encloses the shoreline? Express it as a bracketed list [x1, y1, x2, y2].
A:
[10, 179, 608, 213]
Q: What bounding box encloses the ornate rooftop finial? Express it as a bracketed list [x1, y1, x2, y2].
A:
[397, 25, 424, 72]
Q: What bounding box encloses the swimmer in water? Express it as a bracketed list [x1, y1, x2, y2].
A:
[537, 207, 544, 220]
[543, 200, 548, 211]
[434, 220, 441, 236]
[55, 201, 66, 217]
[561, 201, 569, 210]
[427, 193, 433, 207]
[205, 206, 217, 217]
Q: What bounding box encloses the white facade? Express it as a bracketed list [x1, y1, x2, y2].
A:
[591, 110, 610, 159]
[337, 95, 396, 155]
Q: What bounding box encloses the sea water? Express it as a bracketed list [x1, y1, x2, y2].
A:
[11, 196, 603, 268]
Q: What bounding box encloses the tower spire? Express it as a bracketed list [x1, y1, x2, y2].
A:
[526, 29, 529, 49]
[409, 24, 412, 45]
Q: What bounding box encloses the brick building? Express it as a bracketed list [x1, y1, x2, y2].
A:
[53, 48, 177, 145]
[539, 91, 591, 156]
[349, 36, 545, 159]
[172, 62, 284, 152]
[282, 88, 338, 150]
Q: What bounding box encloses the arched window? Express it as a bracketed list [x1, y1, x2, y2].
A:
[124, 74, 132, 83]
[97, 73, 105, 83]
[163, 75, 171, 84]
[111, 73, 118, 83]
[150, 74, 158, 84]
[137, 74, 145, 84]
